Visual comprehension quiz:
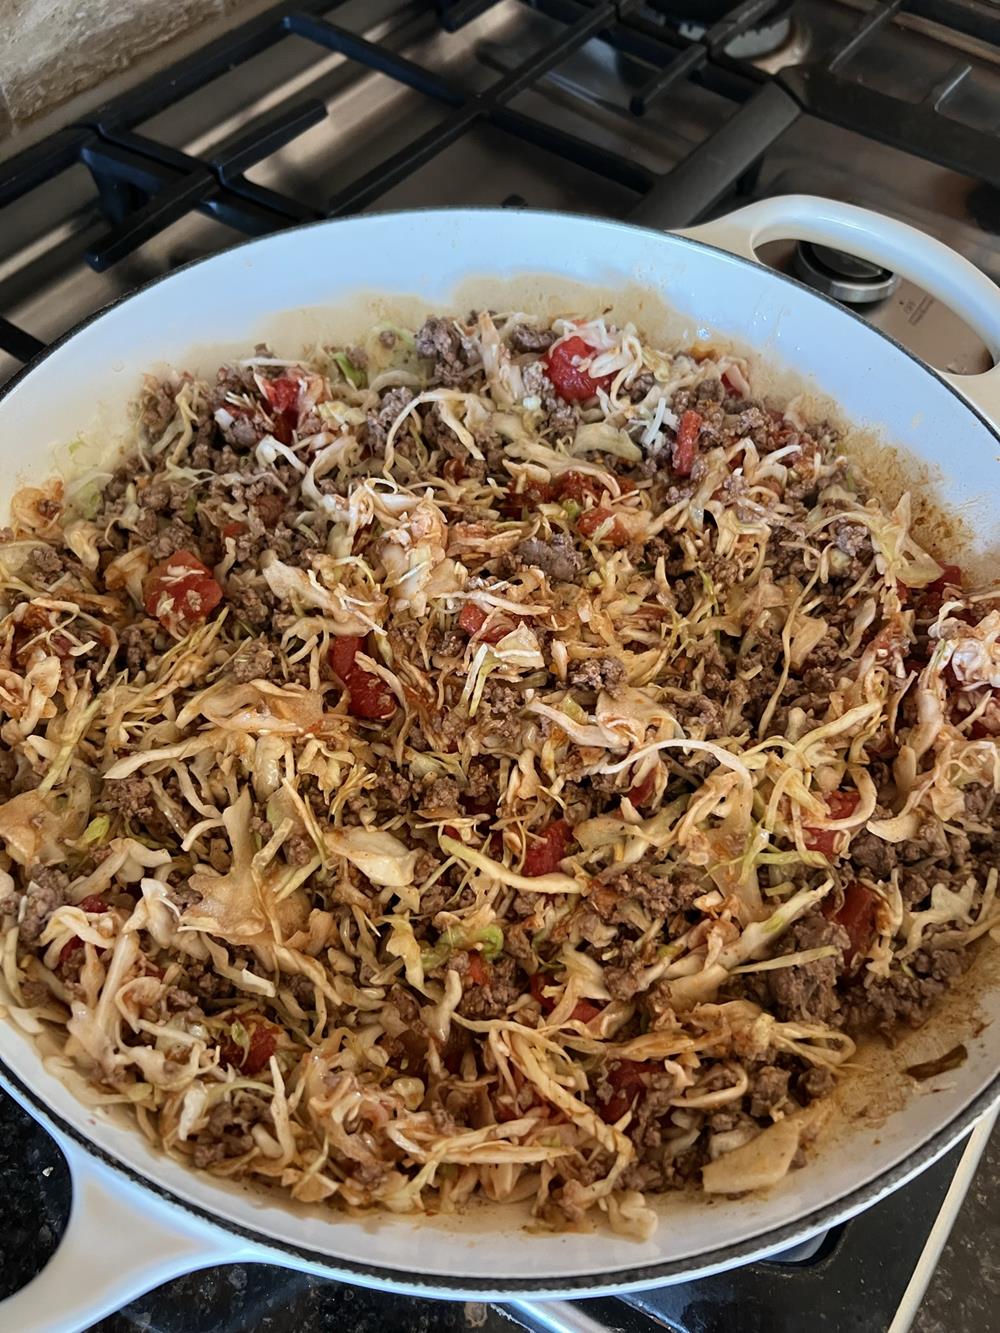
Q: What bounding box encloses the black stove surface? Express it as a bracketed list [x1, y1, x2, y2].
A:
[0, 1084, 969, 1333]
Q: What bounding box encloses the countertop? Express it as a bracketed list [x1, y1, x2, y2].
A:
[0, 1087, 995, 1333]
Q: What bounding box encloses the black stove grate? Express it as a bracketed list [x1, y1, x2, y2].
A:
[1, 0, 998, 367]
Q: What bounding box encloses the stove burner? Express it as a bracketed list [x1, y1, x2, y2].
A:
[792, 241, 900, 305]
[646, 2, 794, 60]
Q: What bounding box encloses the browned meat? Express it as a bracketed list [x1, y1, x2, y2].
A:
[140, 378, 178, 440]
[374, 757, 411, 804]
[101, 775, 155, 821]
[508, 324, 556, 353]
[601, 867, 700, 919]
[415, 317, 475, 386]
[798, 1066, 836, 1101]
[18, 866, 70, 943]
[192, 1091, 266, 1167]
[420, 776, 461, 811]
[848, 830, 896, 878]
[767, 914, 849, 1025]
[629, 371, 655, 403]
[514, 533, 582, 583]
[26, 543, 69, 584]
[749, 1065, 790, 1119]
[364, 386, 414, 452]
[456, 955, 523, 1019]
[232, 638, 275, 683]
[568, 656, 625, 692]
[284, 834, 316, 865]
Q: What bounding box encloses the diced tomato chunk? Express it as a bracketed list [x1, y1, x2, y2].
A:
[929, 564, 963, 594]
[803, 790, 860, 857]
[545, 336, 614, 402]
[598, 1060, 652, 1123]
[221, 520, 247, 539]
[328, 636, 396, 720]
[142, 551, 223, 637]
[458, 604, 487, 635]
[570, 999, 602, 1023]
[59, 937, 84, 964]
[328, 634, 362, 682]
[459, 603, 521, 643]
[826, 790, 860, 820]
[721, 370, 743, 398]
[345, 669, 396, 720]
[531, 972, 555, 1011]
[627, 769, 657, 808]
[823, 881, 878, 968]
[555, 471, 604, 503]
[672, 409, 703, 477]
[261, 374, 301, 417]
[219, 1015, 279, 1076]
[523, 819, 572, 876]
[577, 507, 629, 547]
[501, 479, 554, 515]
[466, 953, 489, 986]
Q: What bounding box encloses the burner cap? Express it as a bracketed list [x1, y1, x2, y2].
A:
[793, 241, 900, 305]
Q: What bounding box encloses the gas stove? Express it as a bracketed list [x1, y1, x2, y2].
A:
[0, 2, 998, 1329]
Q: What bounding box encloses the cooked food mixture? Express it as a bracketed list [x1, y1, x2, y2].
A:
[0, 312, 997, 1237]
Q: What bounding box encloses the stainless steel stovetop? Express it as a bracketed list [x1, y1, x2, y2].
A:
[1, 0, 999, 387]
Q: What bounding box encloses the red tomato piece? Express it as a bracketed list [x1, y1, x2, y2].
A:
[458, 604, 487, 635]
[823, 881, 878, 968]
[545, 336, 614, 402]
[826, 790, 860, 820]
[219, 1015, 279, 1076]
[804, 790, 860, 857]
[466, 953, 489, 986]
[442, 458, 466, 484]
[627, 769, 657, 808]
[142, 551, 223, 637]
[59, 937, 84, 964]
[523, 819, 571, 877]
[570, 999, 602, 1023]
[928, 564, 963, 594]
[555, 471, 604, 503]
[344, 668, 396, 721]
[577, 507, 629, 547]
[261, 374, 300, 417]
[672, 410, 703, 476]
[721, 370, 743, 398]
[329, 635, 362, 683]
[598, 1060, 652, 1123]
[531, 972, 556, 1012]
[501, 479, 554, 515]
[329, 636, 396, 719]
[221, 520, 247, 539]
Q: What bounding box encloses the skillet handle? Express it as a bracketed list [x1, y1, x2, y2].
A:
[1, 1127, 257, 1333]
[677, 194, 1000, 428]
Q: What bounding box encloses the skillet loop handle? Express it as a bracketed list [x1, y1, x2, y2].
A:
[678, 194, 1000, 429]
[1, 1130, 254, 1333]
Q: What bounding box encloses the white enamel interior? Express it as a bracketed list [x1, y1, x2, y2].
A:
[0, 209, 998, 1300]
